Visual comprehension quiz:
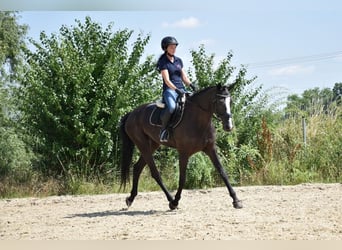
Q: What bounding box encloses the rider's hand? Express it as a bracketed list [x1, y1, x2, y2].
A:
[175, 88, 185, 95]
[189, 83, 197, 92]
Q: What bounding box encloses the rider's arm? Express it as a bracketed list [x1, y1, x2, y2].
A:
[181, 68, 191, 86]
[161, 69, 178, 90]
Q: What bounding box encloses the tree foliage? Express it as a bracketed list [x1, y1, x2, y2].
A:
[0, 11, 28, 80]
[19, 17, 159, 177]
[187, 45, 264, 185]
[1, 11, 28, 121]
[0, 11, 32, 180]
[285, 82, 341, 117]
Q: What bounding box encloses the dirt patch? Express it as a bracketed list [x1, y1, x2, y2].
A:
[0, 183, 341, 239]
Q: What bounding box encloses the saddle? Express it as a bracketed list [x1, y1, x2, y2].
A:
[149, 94, 186, 129]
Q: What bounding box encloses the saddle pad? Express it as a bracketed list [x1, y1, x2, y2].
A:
[149, 102, 185, 129]
[149, 106, 163, 127]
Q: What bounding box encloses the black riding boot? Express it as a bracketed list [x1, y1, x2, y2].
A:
[160, 109, 172, 142]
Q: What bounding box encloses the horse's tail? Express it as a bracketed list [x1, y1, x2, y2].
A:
[119, 112, 134, 190]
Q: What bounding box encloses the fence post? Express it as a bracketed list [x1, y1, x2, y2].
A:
[302, 116, 307, 147]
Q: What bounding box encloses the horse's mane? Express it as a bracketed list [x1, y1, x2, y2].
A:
[188, 86, 216, 100]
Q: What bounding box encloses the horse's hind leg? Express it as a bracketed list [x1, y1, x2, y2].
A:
[146, 155, 174, 204]
[126, 139, 174, 208]
[137, 147, 174, 204]
[126, 156, 146, 207]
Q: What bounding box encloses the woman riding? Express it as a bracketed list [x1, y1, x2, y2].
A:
[157, 36, 195, 142]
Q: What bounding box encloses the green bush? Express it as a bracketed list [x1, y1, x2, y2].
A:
[0, 127, 34, 178]
[19, 17, 159, 178]
[185, 153, 215, 189]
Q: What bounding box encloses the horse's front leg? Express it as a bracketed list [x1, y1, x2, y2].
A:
[204, 146, 243, 209]
[169, 153, 189, 210]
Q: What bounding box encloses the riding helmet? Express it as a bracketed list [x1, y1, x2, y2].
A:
[161, 36, 178, 51]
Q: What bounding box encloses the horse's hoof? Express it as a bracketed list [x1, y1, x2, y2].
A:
[126, 197, 133, 207]
[233, 200, 243, 209]
[169, 201, 178, 210]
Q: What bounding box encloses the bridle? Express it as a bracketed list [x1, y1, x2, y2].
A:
[213, 93, 232, 120]
[185, 88, 232, 120]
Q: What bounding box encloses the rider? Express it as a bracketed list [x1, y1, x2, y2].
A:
[157, 36, 194, 142]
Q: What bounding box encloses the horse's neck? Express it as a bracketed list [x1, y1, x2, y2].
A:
[188, 88, 215, 114]
[183, 91, 215, 133]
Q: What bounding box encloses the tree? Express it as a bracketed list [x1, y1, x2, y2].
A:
[189, 45, 260, 121]
[332, 82, 342, 104]
[285, 86, 338, 117]
[0, 12, 27, 78]
[1, 11, 27, 121]
[188, 45, 265, 184]
[19, 17, 159, 177]
[0, 12, 32, 178]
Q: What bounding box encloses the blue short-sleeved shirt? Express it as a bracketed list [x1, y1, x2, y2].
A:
[157, 54, 184, 92]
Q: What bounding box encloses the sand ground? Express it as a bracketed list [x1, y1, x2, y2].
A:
[0, 183, 341, 240]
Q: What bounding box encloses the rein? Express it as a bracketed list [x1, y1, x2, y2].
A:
[216, 94, 230, 98]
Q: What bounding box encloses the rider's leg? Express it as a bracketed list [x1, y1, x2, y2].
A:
[160, 89, 177, 142]
[160, 110, 172, 142]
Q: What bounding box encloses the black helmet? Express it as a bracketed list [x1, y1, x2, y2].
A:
[161, 36, 178, 51]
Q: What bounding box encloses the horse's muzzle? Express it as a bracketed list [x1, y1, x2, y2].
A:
[223, 117, 234, 132]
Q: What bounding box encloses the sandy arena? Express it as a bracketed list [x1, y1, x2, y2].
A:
[0, 183, 341, 240]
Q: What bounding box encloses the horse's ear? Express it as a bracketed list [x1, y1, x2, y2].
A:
[216, 83, 222, 90]
[227, 82, 237, 92]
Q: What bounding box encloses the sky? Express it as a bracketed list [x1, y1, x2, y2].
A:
[5, 0, 342, 96]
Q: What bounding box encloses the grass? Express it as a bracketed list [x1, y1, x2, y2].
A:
[242, 105, 342, 185]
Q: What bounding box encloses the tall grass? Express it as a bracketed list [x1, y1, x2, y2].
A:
[243, 104, 342, 185]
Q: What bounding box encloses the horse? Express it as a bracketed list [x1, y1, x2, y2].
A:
[119, 84, 243, 210]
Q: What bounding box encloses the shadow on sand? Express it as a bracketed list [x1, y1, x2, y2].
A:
[65, 208, 173, 219]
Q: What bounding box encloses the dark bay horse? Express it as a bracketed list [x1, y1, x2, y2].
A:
[119, 84, 242, 210]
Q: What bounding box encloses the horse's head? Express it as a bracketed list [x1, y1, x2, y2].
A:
[214, 84, 235, 132]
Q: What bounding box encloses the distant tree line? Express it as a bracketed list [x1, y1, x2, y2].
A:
[286, 83, 342, 117]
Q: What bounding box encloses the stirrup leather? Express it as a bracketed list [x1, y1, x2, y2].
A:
[160, 129, 169, 142]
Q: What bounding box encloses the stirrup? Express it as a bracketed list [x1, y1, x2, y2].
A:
[160, 129, 169, 142]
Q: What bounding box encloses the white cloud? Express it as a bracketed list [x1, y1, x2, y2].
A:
[268, 65, 315, 76]
[162, 16, 200, 29]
